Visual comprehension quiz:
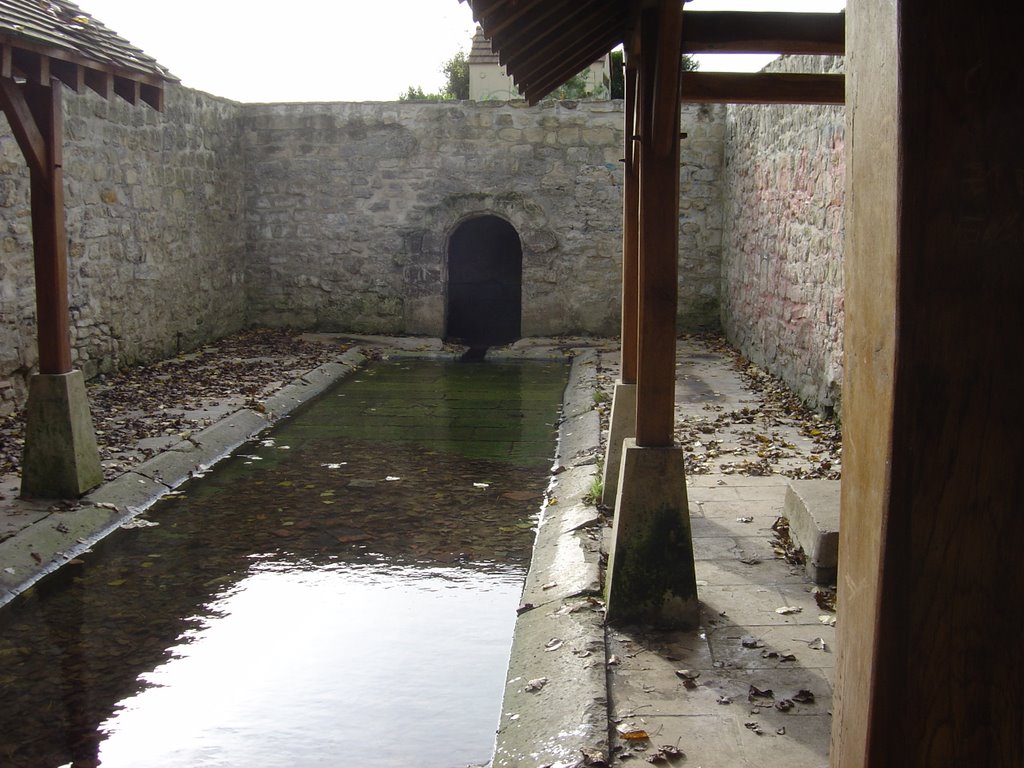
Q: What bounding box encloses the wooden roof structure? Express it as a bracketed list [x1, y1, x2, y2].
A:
[0, 0, 175, 110]
[1, 0, 175, 498]
[461, 0, 844, 105]
[463, 0, 847, 690]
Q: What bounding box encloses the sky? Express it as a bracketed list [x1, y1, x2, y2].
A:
[79, 0, 846, 103]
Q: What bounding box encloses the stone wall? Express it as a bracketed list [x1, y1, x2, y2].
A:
[1, 85, 247, 415]
[1, 88, 732, 416]
[720, 56, 845, 413]
[241, 100, 724, 337]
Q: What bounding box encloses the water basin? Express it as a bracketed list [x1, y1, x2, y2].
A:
[0, 359, 568, 768]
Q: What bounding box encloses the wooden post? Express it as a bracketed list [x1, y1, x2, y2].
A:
[834, 2, 1023, 765]
[600, 52, 642, 506]
[621, 53, 640, 385]
[604, 1, 697, 629]
[0, 77, 102, 498]
[635, 0, 683, 447]
[25, 79, 73, 374]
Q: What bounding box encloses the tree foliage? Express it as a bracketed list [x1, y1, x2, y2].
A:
[400, 51, 469, 101]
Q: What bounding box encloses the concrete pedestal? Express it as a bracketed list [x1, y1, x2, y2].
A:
[605, 439, 698, 628]
[601, 381, 636, 507]
[20, 371, 103, 499]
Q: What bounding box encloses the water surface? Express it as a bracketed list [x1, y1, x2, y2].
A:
[0, 359, 567, 768]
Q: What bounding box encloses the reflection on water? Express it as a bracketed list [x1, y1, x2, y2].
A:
[0, 360, 567, 768]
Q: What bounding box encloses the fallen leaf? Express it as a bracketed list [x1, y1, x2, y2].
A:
[524, 677, 548, 692]
[748, 685, 774, 701]
[617, 726, 650, 741]
[792, 689, 816, 703]
[741, 636, 765, 648]
[776, 605, 802, 615]
[544, 638, 564, 652]
[579, 747, 609, 767]
[808, 637, 829, 651]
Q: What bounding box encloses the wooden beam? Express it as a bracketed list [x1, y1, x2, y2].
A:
[23, 79, 72, 375]
[1, 45, 11, 79]
[0, 77, 48, 178]
[682, 11, 845, 55]
[635, 0, 682, 448]
[680, 72, 845, 105]
[620, 56, 639, 384]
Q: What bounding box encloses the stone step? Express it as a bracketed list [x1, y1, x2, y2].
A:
[784, 479, 841, 585]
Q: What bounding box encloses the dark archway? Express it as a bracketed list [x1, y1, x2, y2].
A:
[445, 216, 523, 346]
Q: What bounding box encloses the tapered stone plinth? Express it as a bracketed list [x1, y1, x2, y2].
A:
[605, 439, 698, 628]
[601, 381, 636, 507]
[20, 371, 103, 499]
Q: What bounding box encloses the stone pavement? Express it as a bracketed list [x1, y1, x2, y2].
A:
[596, 340, 837, 768]
[605, 475, 834, 768]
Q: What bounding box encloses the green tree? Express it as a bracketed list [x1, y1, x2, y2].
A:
[441, 51, 469, 100]
[399, 85, 443, 101]
[400, 50, 469, 101]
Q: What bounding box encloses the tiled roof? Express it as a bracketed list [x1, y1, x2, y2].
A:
[467, 25, 499, 66]
[0, 0, 174, 81]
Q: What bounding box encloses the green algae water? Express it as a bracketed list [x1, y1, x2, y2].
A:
[0, 359, 567, 768]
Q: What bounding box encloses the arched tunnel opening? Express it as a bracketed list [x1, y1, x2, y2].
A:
[445, 216, 522, 347]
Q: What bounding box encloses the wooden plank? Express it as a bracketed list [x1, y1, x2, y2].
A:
[24, 80, 72, 375]
[520, 26, 622, 102]
[486, 0, 552, 38]
[1, 45, 11, 79]
[500, 0, 608, 73]
[0, 77, 48, 177]
[682, 11, 845, 55]
[680, 72, 844, 105]
[635, 1, 681, 448]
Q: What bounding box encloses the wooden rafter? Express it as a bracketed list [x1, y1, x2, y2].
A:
[682, 72, 845, 105]
[682, 11, 845, 55]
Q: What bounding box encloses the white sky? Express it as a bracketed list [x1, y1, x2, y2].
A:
[78, 0, 845, 103]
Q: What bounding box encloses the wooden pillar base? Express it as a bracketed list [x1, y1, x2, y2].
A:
[20, 371, 103, 499]
[605, 439, 698, 628]
[601, 381, 636, 506]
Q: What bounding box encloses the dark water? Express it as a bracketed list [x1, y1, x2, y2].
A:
[0, 360, 567, 768]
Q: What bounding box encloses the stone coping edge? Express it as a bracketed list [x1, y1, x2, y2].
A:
[0, 347, 370, 607]
[492, 348, 609, 768]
